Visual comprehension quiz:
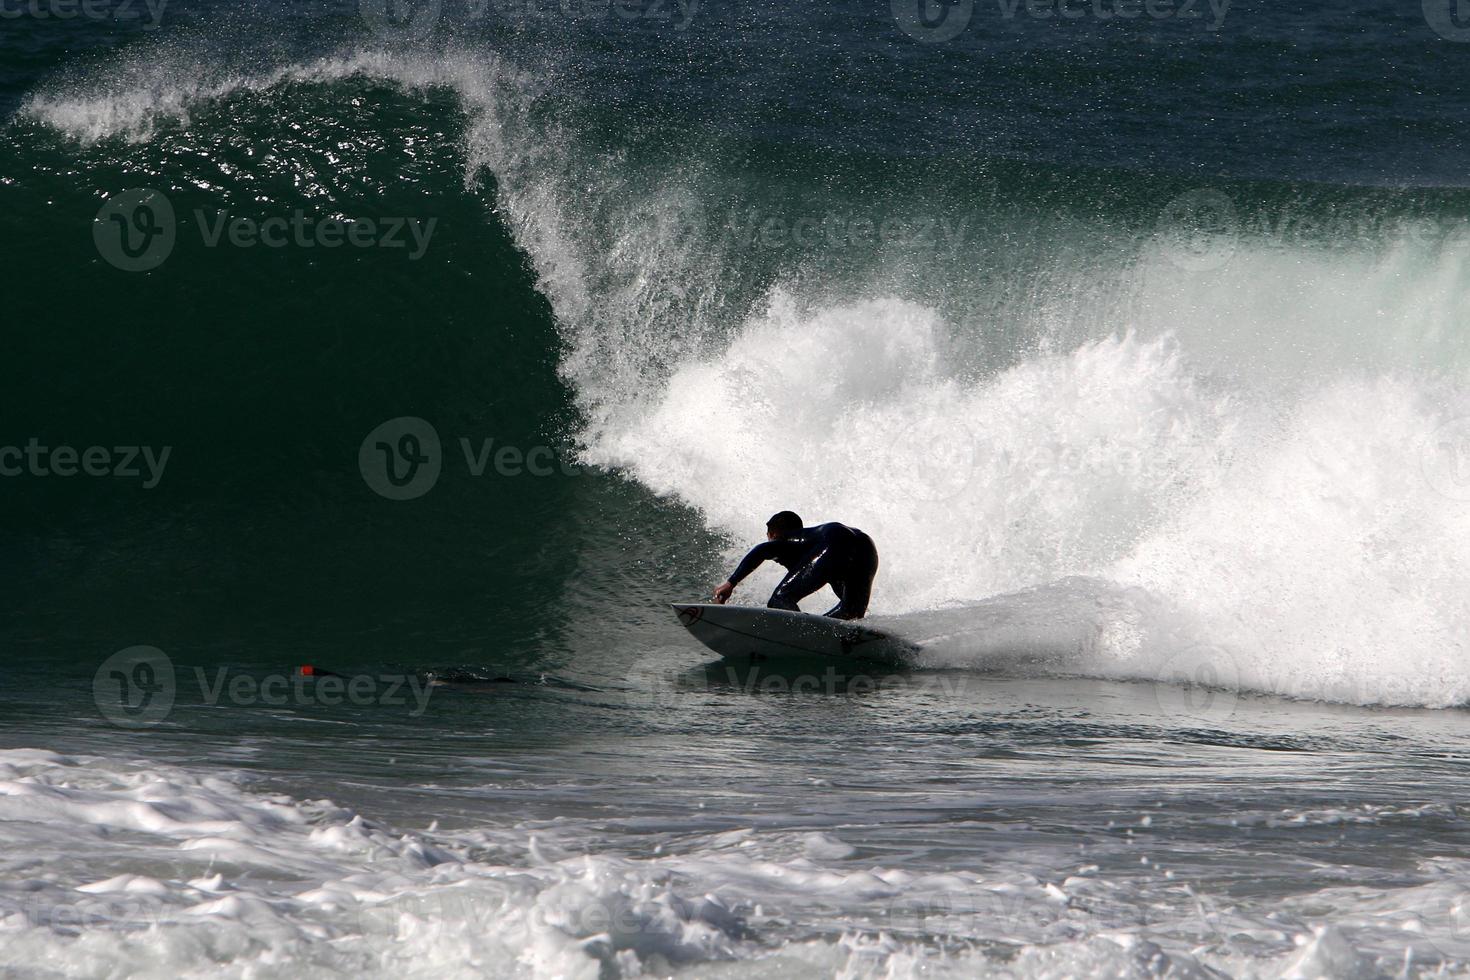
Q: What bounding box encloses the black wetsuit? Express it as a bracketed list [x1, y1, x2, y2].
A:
[726, 522, 879, 620]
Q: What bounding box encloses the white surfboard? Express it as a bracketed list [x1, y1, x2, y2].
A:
[671, 603, 917, 666]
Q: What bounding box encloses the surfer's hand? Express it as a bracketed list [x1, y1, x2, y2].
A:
[712, 581, 734, 604]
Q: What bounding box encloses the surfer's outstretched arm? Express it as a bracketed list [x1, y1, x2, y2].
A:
[713, 542, 780, 603]
[727, 542, 780, 585]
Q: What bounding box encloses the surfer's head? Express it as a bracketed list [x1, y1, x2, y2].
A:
[766, 511, 803, 540]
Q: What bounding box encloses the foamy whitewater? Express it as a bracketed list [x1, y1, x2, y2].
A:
[6, 3, 1470, 976]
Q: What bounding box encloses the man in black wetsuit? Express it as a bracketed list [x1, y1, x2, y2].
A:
[711, 511, 879, 620]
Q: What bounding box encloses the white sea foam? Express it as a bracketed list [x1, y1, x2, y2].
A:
[587, 249, 1470, 708]
[5, 750, 1468, 978]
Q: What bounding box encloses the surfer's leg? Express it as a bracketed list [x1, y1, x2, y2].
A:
[821, 580, 847, 618]
[828, 537, 878, 620]
[830, 575, 872, 620]
[768, 548, 837, 612]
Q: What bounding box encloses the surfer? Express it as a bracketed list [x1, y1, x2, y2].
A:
[712, 511, 879, 620]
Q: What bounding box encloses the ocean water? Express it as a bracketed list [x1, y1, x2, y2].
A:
[4, 0, 1470, 975]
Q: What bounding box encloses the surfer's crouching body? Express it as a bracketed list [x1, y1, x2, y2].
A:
[712, 511, 879, 620]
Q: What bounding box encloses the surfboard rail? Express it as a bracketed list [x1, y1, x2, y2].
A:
[671, 602, 916, 666]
